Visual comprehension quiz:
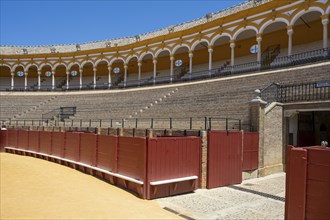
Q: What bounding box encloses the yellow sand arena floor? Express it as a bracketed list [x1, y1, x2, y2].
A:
[0, 152, 181, 219]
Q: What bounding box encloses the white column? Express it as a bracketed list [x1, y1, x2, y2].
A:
[11, 72, 14, 90]
[189, 51, 193, 74]
[287, 27, 293, 56]
[138, 61, 142, 85]
[51, 71, 55, 90]
[108, 65, 112, 88]
[153, 58, 157, 84]
[93, 67, 97, 89]
[230, 40, 235, 66]
[322, 18, 329, 49]
[24, 72, 28, 90]
[208, 46, 213, 76]
[79, 68, 83, 89]
[256, 35, 262, 63]
[170, 55, 174, 82]
[37, 71, 41, 90]
[124, 64, 128, 87]
[66, 71, 70, 90]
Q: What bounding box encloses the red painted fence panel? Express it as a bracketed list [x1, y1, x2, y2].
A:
[0, 130, 7, 151]
[207, 131, 242, 189]
[64, 132, 81, 161]
[6, 130, 18, 148]
[96, 135, 117, 172]
[147, 137, 201, 199]
[305, 147, 330, 220]
[80, 133, 97, 166]
[17, 130, 29, 150]
[39, 131, 52, 155]
[51, 132, 65, 158]
[242, 132, 259, 171]
[28, 131, 40, 152]
[117, 136, 146, 181]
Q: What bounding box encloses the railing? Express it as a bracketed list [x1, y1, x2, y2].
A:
[1, 47, 329, 92]
[0, 117, 252, 131]
[42, 107, 76, 122]
[260, 80, 330, 104]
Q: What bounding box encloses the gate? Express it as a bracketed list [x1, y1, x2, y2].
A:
[207, 131, 242, 189]
[0, 130, 7, 151]
[242, 132, 259, 171]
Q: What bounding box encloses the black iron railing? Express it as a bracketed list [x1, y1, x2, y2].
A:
[2, 47, 329, 92]
[42, 107, 77, 122]
[0, 117, 251, 131]
[260, 80, 330, 104]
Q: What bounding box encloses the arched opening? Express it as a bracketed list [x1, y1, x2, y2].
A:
[126, 56, 139, 83]
[235, 29, 258, 64]
[96, 61, 109, 88]
[262, 21, 288, 64]
[192, 41, 210, 72]
[40, 64, 52, 90]
[26, 65, 38, 90]
[0, 66, 11, 90]
[82, 62, 94, 89]
[212, 35, 231, 68]
[14, 65, 25, 90]
[156, 50, 171, 81]
[292, 11, 323, 54]
[55, 65, 67, 89]
[111, 59, 125, 86]
[172, 46, 189, 80]
[68, 64, 80, 89]
[140, 53, 154, 83]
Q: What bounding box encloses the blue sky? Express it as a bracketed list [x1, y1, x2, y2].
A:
[1, 0, 246, 46]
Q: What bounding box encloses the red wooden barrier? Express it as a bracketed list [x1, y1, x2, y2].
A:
[147, 137, 201, 199]
[207, 131, 243, 189]
[28, 131, 40, 152]
[285, 147, 307, 220]
[285, 146, 330, 220]
[96, 135, 117, 172]
[6, 130, 18, 148]
[17, 130, 29, 150]
[0, 130, 7, 151]
[80, 133, 97, 166]
[117, 136, 147, 181]
[242, 132, 259, 171]
[64, 132, 81, 161]
[51, 132, 65, 158]
[39, 131, 52, 155]
[305, 147, 330, 220]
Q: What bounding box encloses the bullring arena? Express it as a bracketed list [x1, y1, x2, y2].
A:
[1, 0, 330, 219]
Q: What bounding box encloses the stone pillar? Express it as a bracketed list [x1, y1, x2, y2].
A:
[249, 95, 267, 174]
[66, 71, 70, 90]
[170, 55, 174, 82]
[153, 58, 157, 84]
[138, 61, 142, 85]
[124, 64, 128, 87]
[256, 34, 262, 63]
[200, 130, 208, 189]
[108, 65, 112, 88]
[230, 40, 236, 66]
[51, 71, 55, 90]
[37, 71, 41, 90]
[79, 68, 83, 89]
[287, 26, 293, 56]
[24, 72, 28, 90]
[10, 71, 14, 90]
[93, 67, 97, 89]
[322, 17, 329, 49]
[189, 51, 193, 74]
[208, 46, 213, 76]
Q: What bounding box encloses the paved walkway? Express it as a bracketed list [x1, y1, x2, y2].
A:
[156, 173, 286, 220]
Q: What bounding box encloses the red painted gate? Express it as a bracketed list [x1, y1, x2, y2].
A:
[0, 130, 7, 151]
[242, 132, 259, 171]
[207, 131, 243, 189]
[28, 131, 40, 152]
